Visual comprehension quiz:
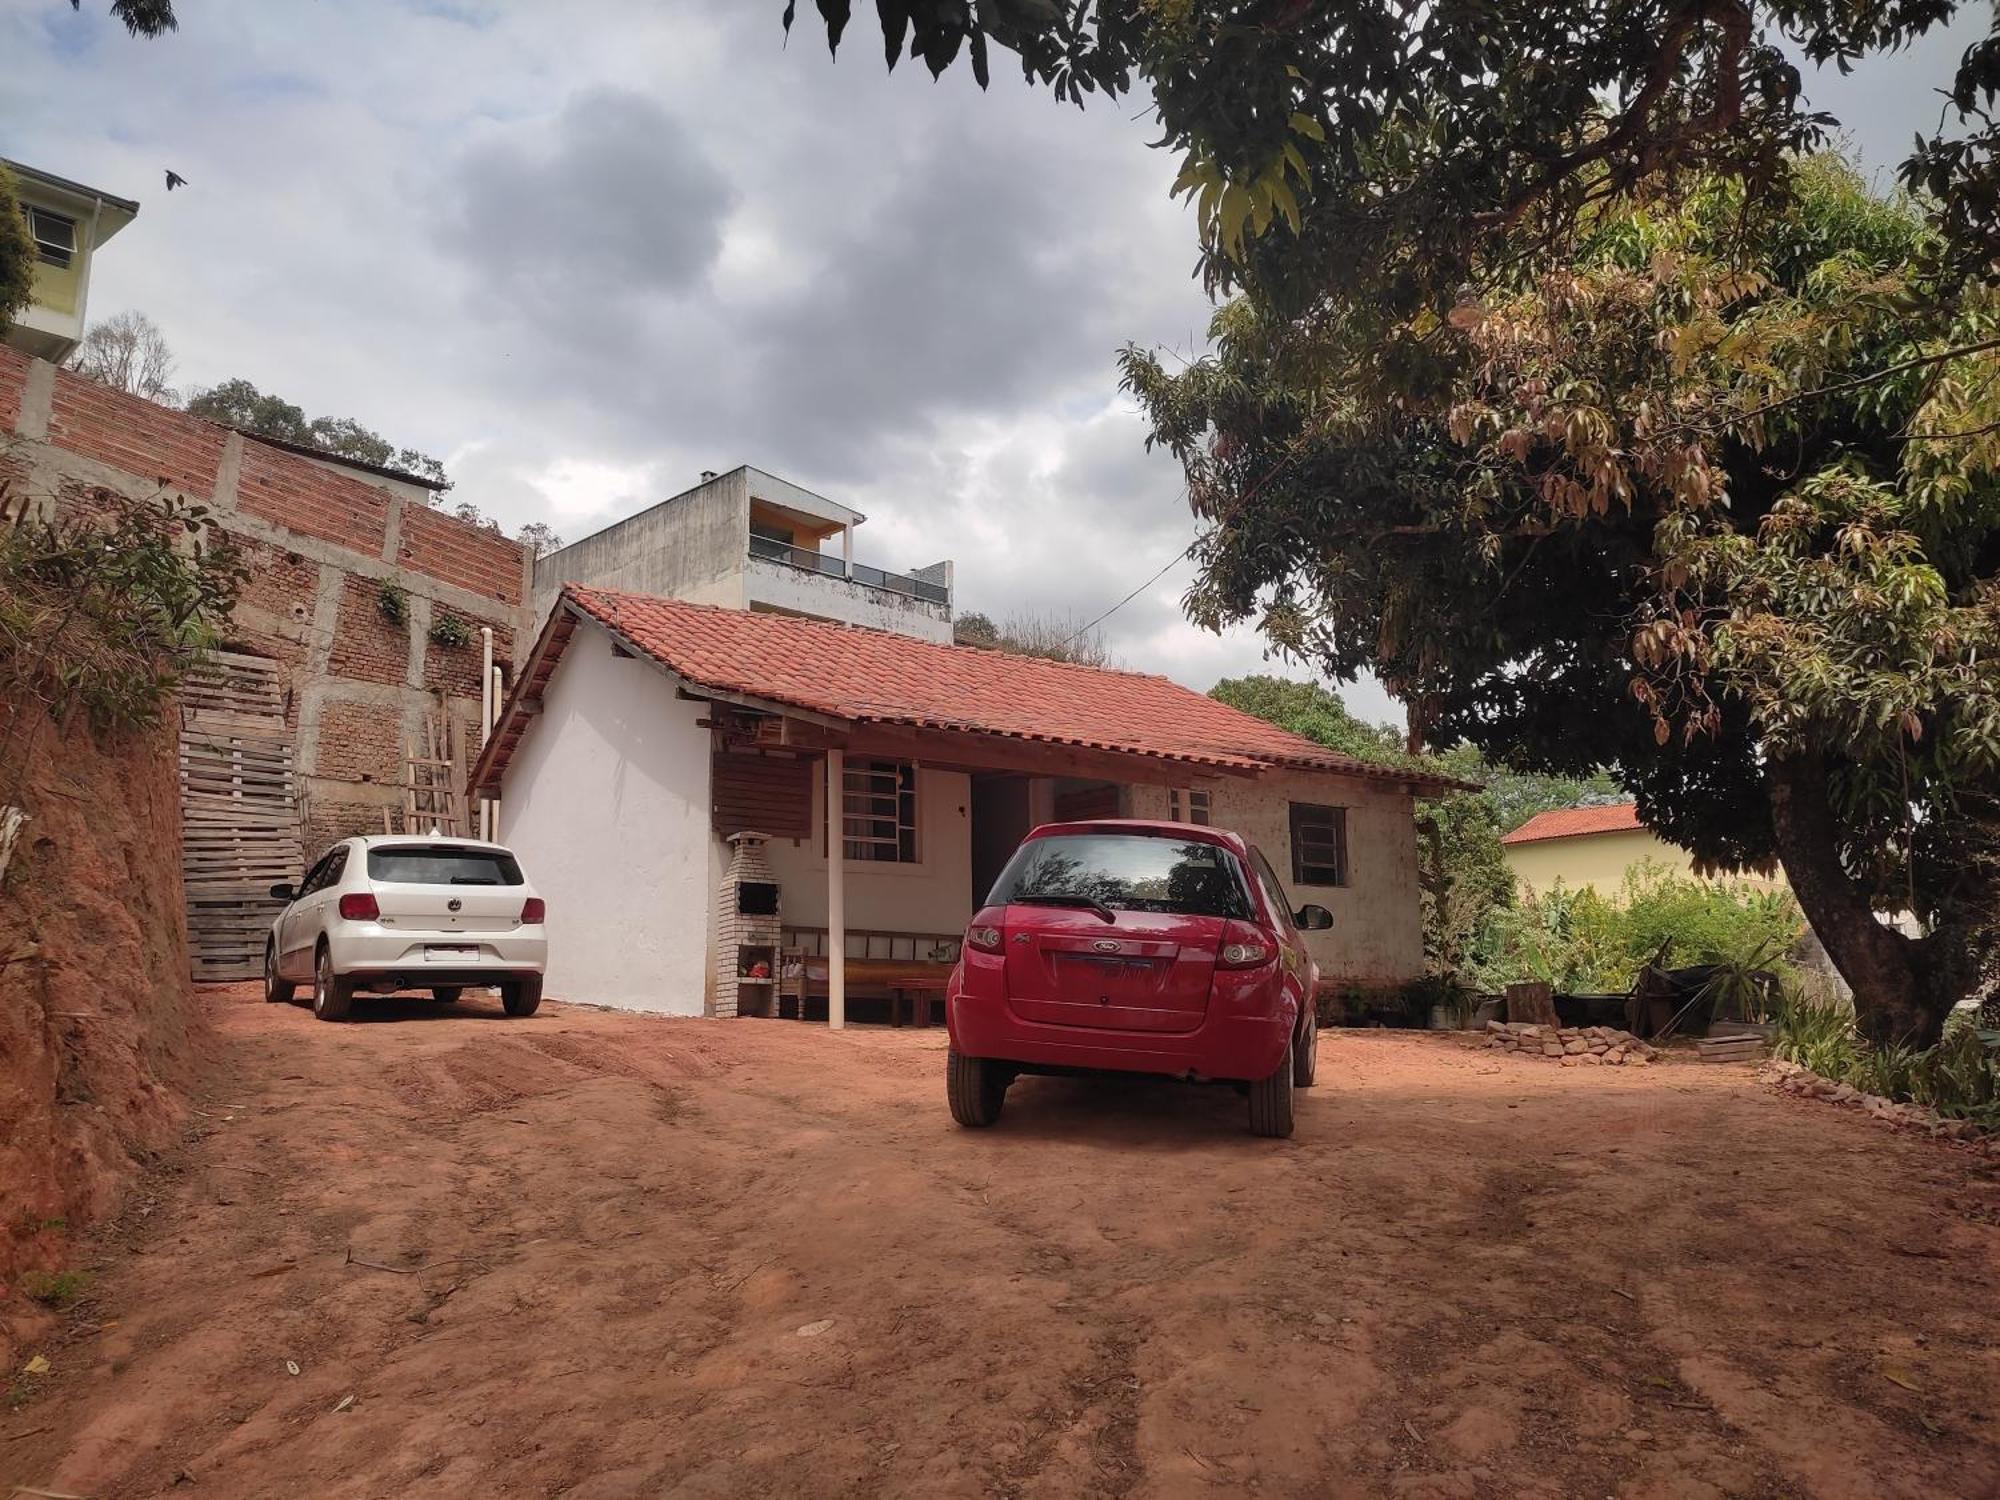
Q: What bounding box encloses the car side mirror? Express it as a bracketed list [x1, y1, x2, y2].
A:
[269, 882, 296, 902]
[1295, 904, 1333, 931]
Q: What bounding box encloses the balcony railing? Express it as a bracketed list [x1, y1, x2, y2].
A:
[748, 534, 949, 605]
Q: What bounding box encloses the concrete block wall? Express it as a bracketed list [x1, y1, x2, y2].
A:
[0, 346, 531, 857]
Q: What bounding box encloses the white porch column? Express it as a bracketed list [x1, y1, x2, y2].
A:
[826, 746, 846, 1030]
[842, 523, 855, 578]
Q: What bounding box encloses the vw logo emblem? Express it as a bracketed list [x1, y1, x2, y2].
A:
[447, 898, 462, 913]
[1092, 939, 1120, 954]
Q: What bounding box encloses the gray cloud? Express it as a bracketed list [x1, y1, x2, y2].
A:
[439, 88, 733, 320]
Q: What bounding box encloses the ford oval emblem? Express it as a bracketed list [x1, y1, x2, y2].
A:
[447, 897, 463, 913]
[1092, 939, 1121, 954]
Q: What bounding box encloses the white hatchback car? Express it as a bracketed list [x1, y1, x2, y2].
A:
[264, 835, 548, 1022]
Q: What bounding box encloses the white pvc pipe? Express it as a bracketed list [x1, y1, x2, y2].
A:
[827, 747, 845, 1031]
[478, 627, 494, 841]
[487, 663, 504, 841]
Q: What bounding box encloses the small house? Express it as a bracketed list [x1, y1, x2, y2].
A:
[470, 586, 1460, 1019]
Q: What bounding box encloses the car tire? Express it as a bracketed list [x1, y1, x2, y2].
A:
[501, 978, 542, 1017]
[313, 946, 355, 1023]
[431, 987, 462, 1004]
[1249, 1038, 1296, 1138]
[1293, 1004, 1318, 1088]
[264, 941, 295, 1005]
[947, 1048, 1008, 1127]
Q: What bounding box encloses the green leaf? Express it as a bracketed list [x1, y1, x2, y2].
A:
[1218, 182, 1252, 256]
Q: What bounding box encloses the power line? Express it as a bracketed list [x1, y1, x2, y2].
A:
[1057, 455, 1297, 649]
[1058, 535, 1200, 648]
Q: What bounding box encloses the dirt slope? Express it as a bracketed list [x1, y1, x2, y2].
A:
[5, 990, 1997, 1499]
[0, 704, 194, 1370]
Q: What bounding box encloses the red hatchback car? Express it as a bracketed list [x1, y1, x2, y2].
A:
[945, 819, 1332, 1137]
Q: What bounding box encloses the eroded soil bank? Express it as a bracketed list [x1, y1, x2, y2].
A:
[1, 703, 195, 1371]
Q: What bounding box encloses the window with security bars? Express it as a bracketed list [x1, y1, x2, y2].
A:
[842, 758, 918, 863]
[1167, 789, 1212, 826]
[1288, 802, 1348, 887]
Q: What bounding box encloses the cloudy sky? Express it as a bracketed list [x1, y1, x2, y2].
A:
[3, 1, 1985, 726]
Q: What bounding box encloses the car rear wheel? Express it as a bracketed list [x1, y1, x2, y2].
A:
[947, 1049, 1008, 1127]
[431, 986, 462, 1004]
[1249, 1038, 1296, 1138]
[264, 941, 294, 1005]
[501, 978, 542, 1017]
[1293, 1004, 1318, 1088]
[313, 947, 355, 1023]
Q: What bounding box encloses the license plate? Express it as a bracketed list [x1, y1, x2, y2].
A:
[425, 945, 476, 962]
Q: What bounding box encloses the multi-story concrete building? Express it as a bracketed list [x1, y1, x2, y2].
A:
[532, 464, 953, 641]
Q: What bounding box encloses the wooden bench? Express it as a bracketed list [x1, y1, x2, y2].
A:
[800, 956, 952, 1026]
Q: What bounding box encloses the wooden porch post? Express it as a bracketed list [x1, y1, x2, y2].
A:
[826, 746, 846, 1031]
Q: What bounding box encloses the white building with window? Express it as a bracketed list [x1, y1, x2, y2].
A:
[470, 584, 1461, 1019]
[2, 160, 139, 363]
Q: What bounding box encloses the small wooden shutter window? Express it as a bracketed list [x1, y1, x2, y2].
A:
[712, 752, 812, 840]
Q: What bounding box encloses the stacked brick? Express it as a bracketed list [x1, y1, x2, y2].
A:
[0, 344, 530, 857]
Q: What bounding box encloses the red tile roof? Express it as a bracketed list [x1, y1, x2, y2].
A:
[473, 586, 1468, 793]
[1500, 802, 1645, 846]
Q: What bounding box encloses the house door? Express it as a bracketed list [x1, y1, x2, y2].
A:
[969, 774, 1032, 905]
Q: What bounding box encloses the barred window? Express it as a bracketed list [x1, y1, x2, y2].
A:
[843, 759, 917, 863]
[1288, 802, 1348, 887]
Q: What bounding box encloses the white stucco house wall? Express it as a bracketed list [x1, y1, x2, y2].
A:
[471, 585, 1461, 1020]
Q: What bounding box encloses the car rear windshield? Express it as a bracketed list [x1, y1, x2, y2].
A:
[366, 845, 524, 886]
[988, 834, 1253, 919]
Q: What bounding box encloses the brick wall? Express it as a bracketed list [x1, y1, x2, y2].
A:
[327, 574, 411, 688]
[314, 698, 406, 788]
[397, 499, 525, 607]
[0, 350, 531, 864]
[48, 366, 227, 497]
[236, 438, 393, 555]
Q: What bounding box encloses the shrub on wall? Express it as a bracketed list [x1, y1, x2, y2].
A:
[427, 612, 472, 650]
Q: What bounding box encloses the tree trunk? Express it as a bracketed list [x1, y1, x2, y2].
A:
[1765, 753, 1951, 1048]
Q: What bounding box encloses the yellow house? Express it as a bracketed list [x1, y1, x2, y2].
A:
[4, 160, 139, 363]
[1500, 801, 1783, 899]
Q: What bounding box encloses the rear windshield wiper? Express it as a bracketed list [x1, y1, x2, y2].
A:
[449, 876, 500, 885]
[1012, 893, 1117, 924]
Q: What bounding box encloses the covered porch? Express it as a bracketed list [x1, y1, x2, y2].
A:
[707, 706, 1261, 1029]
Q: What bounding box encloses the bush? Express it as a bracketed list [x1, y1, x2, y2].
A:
[1774, 985, 2000, 1128]
[0, 486, 246, 759]
[1470, 862, 1807, 994]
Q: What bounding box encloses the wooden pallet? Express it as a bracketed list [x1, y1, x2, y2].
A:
[179, 653, 299, 983]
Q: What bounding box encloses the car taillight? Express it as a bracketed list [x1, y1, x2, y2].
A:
[521, 897, 546, 924]
[1217, 921, 1271, 969]
[337, 892, 379, 921]
[966, 923, 1002, 952]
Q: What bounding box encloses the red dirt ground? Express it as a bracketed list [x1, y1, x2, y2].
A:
[6, 986, 1998, 1499]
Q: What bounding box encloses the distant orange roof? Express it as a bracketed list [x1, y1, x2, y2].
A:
[1501, 802, 1644, 846]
